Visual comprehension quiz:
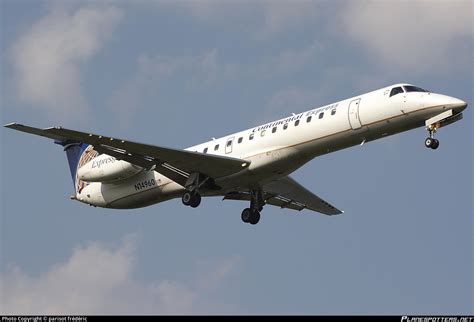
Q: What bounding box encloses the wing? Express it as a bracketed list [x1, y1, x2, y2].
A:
[4, 123, 251, 187]
[224, 176, 343, 215]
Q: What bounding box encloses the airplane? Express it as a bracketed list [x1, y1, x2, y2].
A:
[4, 83, 468, 225]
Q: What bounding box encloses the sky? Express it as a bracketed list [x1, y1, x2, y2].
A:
[1, 0, 473, 315]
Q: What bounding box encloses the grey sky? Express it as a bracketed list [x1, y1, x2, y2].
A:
[1, 0, 472, 315]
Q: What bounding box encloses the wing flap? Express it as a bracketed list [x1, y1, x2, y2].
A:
[223, 177, 340, 214]
[223, 191, 324, 212]
[265, 195, 306, 211]
[223, 192, 304, 211]
[263, 176, 342, 215]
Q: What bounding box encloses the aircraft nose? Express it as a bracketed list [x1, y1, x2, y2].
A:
[449, 96, 468, 113]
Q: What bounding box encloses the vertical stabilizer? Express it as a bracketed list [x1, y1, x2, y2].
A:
[54, 140, 95, 193]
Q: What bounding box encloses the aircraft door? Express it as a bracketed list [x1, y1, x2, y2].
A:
[348, 98, 362, 130]
[225, 137, 234, 154]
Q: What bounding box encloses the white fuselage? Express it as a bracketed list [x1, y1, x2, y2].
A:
[76, 84, 467, 209]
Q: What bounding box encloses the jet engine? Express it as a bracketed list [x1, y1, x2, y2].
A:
[77, 154, 143, 183]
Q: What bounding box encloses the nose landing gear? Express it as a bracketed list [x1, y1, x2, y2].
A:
[425, 128, 439, 150]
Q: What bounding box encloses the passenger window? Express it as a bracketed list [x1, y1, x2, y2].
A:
[331, 109, 336, 116]
[389, 87, 404, 97]
[226, 140, 232, 147]
[261, 130, 266, 137]
[214, 144, 219, 151]
[295, 120, 300, 126]
[203, 147, 208, 153]
[249, 133, 254, 140]
[319, 112, 324, 119]
[272, 127, 277, 133]
[238, 137, 243, 144]
[307, 116, 312, 123]
[283, 123, 288, 130]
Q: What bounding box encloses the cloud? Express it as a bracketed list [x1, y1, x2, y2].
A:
[340, 0, 473, 75]
[136, 49, 240, 86]
[259, 41, 323, 76]
[107, 48, 238, 126]
[11, 5, 123, 122]
[168, 0, 247, 20]
[1, 236, 242, 314]
[258, 0, 321, 37]
[107, 39, 325, 127]
[107, 39, 326, 127]
[166, 0, 321, 38]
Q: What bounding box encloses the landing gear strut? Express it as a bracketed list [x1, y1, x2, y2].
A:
[425, 128, 439, 150]
[241, 189, 265, 225]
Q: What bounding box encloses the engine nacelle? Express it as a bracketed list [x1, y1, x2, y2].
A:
[77, 154, 143, 183]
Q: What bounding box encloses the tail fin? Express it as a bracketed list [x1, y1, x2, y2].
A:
[54, 140, 97, 193]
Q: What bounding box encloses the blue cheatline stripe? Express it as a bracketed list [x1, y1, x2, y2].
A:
[54, 140, 89, 185]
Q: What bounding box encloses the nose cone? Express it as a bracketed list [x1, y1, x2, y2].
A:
[449, 97, 468, 113]
[429, 93, 468, 113]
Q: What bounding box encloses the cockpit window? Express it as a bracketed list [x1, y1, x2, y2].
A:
[389, 87, 404, 97]
[404, 85, 428, 93]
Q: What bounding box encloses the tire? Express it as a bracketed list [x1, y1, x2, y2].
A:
[241, 208, 251, 223]
[190, 193, 201, 208]
[431, 139, 439, 150]
[249, 210, 260, 225]
[182, 191, 193, 206]
[425, 138, 433, 148]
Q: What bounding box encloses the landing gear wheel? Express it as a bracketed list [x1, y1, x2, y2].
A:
[241, 189, 264, 225]
[424, 138, 440, 150]
[182, 191, 193, 206]
[249, 210, 260, 225]
[182, 191, 201, 207]
[241, 208, 252, 223]
[190, 193, 201, 208]
[425, 138, 433, 148]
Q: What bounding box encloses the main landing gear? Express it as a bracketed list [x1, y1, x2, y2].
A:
[181, 172, 207, 208]
[181, 171, 265, 225]
[241, 190, 265, 225]
[425, 128, 439, 150]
